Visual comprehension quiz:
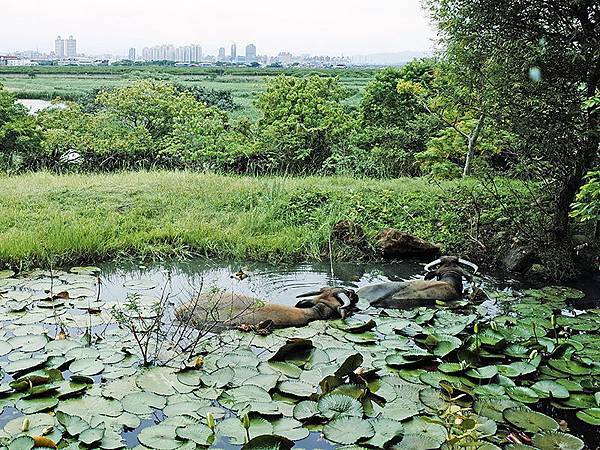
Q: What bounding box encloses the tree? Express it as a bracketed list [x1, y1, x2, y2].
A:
[357, 60, 441, 177]
[0, 84, 42, 170]
[254, 75, 355, 173]
[425, 0, 600, 242]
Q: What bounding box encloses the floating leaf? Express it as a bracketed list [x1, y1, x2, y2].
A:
[395, 416, 447, 450]
[277, 380, 315, 398]
[240, 435, 294, 450]
[318, 394, 363, 419]
[323, 416, 374, 445]
[7, 436, 35, 450]
[365, 418, 404, 448]
[293, 400, 320, 421]
[531, 431, 584, 450]
[576, 408, 600, 426]
[136, 366, 177, 396]
[122, 391, 167, 415]
[176, 423, 214, 446]
[271, 418, 309, 441]
[503, 407, 559, 433]
[137, 424, 180, 449]
[531, 380, 570, 399]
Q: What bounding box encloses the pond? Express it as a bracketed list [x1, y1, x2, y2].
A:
[0, 258, 598, 449]
[16, 99, 65, 114]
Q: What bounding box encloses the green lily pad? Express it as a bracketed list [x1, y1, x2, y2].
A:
[323, 416, 375, 445]
[506, 386, 539, 403]
[136, 366, 177, 396]
[7, 436, 35, 450]
[80, 426, 105, 445]
[318, 394, 363, 419]
[15, 396, 59, 414]
[122, 391, 167, 415]
[396, 416, 447, 450]
[69, 358, 104, 376]
[531, 380, 570, 399]
[176, 423, 214, 446]
[137, 424, 180, 449]
[531, 431, 584, 450]
[277, 380, 315, 398]
[503, 407, 559, 433]
[240, 435, 294, 450]
[466, 365, 498, 380]
[365, 418, 404, 447]
[575, 408, 600, 426]
[272, 418, 309, 441]
[2, 356, 48, 374]
[293, 400, 320, 421]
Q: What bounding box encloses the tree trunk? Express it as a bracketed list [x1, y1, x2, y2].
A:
[463, 113, 485, 177]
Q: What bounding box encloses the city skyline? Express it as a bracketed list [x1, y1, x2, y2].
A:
[0, 0, 435, 57]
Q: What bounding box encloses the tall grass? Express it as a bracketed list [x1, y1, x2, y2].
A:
[0, 171, 467, 269]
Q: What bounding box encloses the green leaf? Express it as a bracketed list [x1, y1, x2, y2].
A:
[7, 436, 35, 450]
[176, 423, 214, 446]
[318, 394, 363, 419]
[395, 416, 447, 450]
[323, 416, 375, 445]
[137, 425, 180, 449]
[575, 408, 600, 426]
[122, 391, 167, 415]
[365, 418, 404, 447]
[531, 431, 584, 450]
[503, 407, 559, 433]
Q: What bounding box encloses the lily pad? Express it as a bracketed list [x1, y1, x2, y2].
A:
[175, 423, 214, 446]
[531, 431, 584, 450]
[323, 416, 374, 445]
[365, 418, 404, 447]
[396, 416, 447, 450]
[318, 394, 363, 419]
[122, 391, 167, 415]
[575, 408, 600, 426]
[503, 407, 559, 433]
[138, 424, 180, 449]
[293, 400, 320, 421]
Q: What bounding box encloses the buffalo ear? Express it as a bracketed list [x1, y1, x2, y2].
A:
[295, 299, 315, 309]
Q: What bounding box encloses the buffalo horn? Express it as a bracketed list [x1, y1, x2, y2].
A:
[424, 258, 443, 272]
[458, 258, 479, 273]
[335, 292, 353, 310]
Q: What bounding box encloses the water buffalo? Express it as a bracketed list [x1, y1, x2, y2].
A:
[175, 287, 358, 330]
[357, 256, 478, 308]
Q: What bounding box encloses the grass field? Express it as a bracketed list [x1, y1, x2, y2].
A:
[0, 67, 373, 119]
[0, 171, 475, 269]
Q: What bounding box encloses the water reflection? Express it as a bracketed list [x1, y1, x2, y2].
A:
[97, 258, 428, 308]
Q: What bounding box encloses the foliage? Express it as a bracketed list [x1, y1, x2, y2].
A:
[0, 266, 596, 449]
[0, 84, 42, 171]
[425, 0, 600, 238]
[571, 171, 600, 224]
[253, 75, 356, 173]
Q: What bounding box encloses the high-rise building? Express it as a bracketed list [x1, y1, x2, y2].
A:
[128, 48, 136, 61]
[245, 44, 257, 63]
[218, 47, 226, 61]
[54, 36, 65, 59]
[230, 43, 237, 62]
[65, 36, 77, 58]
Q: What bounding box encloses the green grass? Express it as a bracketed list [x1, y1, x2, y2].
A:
[0, 171, 474, 269]
[0, 68, 373, 119]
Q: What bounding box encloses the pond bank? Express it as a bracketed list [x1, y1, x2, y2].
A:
[0, 171, 590, 280]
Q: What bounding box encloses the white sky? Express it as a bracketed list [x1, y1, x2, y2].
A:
[0, 0, 436, 56]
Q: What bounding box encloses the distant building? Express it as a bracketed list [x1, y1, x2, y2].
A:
[55, 36, 65, 59]
[230, 43, 237, 62]
[128, 48, 136, 61]
[245, 43, 257, 63]
[140, 43, 202, 62]
[65, 36, 77, 58]
[218, 47, 226, 61]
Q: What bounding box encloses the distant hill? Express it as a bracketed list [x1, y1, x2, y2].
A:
[351, 51, 432, 66]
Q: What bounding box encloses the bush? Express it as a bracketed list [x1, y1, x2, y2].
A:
[253, 75, 356, 173]
[0, 84, 43, 171]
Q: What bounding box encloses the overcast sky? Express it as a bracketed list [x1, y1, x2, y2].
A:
[0, 0, 436, 56]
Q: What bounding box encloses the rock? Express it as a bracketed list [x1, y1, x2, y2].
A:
[502, 246, 536, 273]
[375, 228, 440, 259]
[332, 221, 367, 247]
